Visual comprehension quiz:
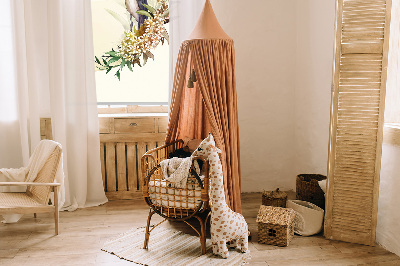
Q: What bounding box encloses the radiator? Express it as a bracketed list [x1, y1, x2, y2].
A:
[99, 116, 168, 200]
[100, 140, 164, 200]
[40, 116, 168, 200]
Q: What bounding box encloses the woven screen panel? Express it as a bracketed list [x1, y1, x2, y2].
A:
[325, 0, 392, 245]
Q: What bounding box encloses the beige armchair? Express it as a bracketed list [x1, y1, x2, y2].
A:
[0, 145, 62, 234]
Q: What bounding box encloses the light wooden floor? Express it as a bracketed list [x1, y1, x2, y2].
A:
[1, 193, 399, 266]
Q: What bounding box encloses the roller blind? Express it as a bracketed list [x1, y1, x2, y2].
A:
[92, 0, 169, 104]
[325, 0, 392, 245]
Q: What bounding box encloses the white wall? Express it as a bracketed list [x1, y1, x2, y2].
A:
[376, 2, 400, 256]
[294, 1, 335, 178]
[211, 0, 335, 192]
[212, 1, 400, 254]
[377, 142, 400, 256]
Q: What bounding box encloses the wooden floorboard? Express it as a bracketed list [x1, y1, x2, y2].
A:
[0, 192, 399, 265]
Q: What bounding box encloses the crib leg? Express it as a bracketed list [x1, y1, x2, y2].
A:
[194, 214, 208, 255]
[144, 209, 155, 249]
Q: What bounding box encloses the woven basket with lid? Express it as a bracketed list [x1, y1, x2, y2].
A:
[262, 188, 287, 208]
[296, 174, 326, 209]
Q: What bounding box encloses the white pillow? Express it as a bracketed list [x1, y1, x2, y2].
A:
[318, 179, 327, 194]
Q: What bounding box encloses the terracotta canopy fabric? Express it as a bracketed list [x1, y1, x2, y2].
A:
[166, 38, 242, 212]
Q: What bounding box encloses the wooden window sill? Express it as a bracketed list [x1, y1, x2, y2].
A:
[98, 113, 168, 118]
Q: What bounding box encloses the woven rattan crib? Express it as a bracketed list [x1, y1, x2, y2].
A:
[141, 140, 210, 254]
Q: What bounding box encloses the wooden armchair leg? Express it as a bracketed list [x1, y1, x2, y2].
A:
[54, 186, 59, 235]
[54, 209, 59, 235]
[144, 209, 155, 249]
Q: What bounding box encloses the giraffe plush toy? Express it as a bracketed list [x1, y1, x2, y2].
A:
[192, 133, 248, 258]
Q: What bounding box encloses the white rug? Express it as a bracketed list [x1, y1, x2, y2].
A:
[102, 226, 250, 265]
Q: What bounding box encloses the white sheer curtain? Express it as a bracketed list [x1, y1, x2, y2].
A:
[0, 1, 25, 169]
[168, 0, 205, 102]
[0, 0, 107, 211]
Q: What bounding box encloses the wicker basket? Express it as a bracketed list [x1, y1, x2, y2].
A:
[256, 205, 296, 247]
[262, 188, 287, 208]
[296, 174, 326, 209]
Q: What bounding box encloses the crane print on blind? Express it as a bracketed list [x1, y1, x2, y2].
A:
[325, 0, 392, 245]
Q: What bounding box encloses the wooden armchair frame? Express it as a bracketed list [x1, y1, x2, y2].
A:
[0, 182, 60, 234]
[0, 144, 62, 235]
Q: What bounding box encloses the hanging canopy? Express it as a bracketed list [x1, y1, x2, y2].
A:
[166, 0, 242, 212]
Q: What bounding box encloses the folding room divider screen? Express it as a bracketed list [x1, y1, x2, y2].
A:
[325, 0, 392, 245]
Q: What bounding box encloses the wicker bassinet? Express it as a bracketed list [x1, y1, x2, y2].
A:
[141, 140, 210, 254]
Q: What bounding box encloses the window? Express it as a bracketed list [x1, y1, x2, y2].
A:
[0, 0, 18, 121]
[91, 0, 169, 105]
[381, 3, 400, 147]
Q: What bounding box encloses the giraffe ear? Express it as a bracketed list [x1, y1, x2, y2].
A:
[211, 145, 222, 154]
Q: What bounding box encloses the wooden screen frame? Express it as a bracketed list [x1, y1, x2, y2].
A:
[325, 0, 392, 246]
